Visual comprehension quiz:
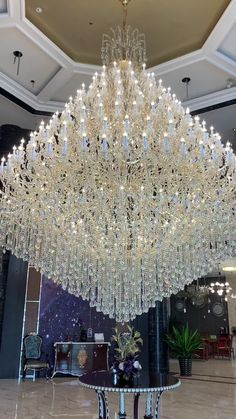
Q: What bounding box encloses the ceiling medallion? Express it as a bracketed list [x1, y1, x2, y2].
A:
[0, 1, 236, 322]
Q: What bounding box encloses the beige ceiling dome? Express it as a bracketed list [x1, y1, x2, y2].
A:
[26, 0, 230, 67]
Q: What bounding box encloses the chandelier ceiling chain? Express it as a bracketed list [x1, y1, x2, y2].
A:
[120, 0, 131, 31]
[0, 1, 236, 323]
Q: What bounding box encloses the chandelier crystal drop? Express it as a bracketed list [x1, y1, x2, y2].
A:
[0, 7, 236, 322]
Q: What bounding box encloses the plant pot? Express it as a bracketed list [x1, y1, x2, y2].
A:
[179, 358, 192, 376]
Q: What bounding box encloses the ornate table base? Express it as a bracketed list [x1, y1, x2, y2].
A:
[96, 389, 163, 419]
[79, 370, 180, 419]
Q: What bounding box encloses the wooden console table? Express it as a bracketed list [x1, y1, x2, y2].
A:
[52, 342, 110, 378]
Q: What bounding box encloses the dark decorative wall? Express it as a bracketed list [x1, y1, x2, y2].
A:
[38, 278, 154, 371]
[170, 277, 229, 335]
[38, 278, 116, 366]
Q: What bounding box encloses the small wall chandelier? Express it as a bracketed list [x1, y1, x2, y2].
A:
[0, 0, 236, 322]
[209, 281, 236, 301]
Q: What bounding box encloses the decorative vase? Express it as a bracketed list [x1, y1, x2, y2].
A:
[80, 328, 87, 342]
[179, 358, 192, 376]
[117, 372, 134, 387]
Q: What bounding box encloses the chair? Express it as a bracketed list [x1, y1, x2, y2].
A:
[22, 333, 50, 380]
[216, 335, 234, 359]
[195, 340, 209, 360]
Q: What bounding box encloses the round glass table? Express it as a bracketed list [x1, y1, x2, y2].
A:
[79, 370, 181, 419]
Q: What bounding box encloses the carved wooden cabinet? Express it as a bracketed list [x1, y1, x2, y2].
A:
[52, 342, 110, 377]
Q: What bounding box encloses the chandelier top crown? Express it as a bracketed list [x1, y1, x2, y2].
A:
[101, 0, 146, 67]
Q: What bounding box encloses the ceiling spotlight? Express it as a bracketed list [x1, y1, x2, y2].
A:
[13, 51, 23, 76]
[222, 266, 236, 272]
[182, 77, 191, 100]
[36, 7, 43, 13]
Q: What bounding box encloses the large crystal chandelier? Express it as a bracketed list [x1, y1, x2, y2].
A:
[0, 0, 236, 322]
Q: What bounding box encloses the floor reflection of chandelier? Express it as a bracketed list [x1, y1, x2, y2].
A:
[0, 0, 236, 322]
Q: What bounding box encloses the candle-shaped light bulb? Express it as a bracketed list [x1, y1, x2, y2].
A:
[102, 134, 108, 152]
[63, 137, 68, 155]
[103, 116, 108, 130]
[82, 133, 88, 150]
[124, 115, 129, 130]
[47, 138, 53, 156]
[143, 132, 148, 150]
[164, 132, 170, 152]
[123, 132, 128, 150]
[180, 137, 187, 157]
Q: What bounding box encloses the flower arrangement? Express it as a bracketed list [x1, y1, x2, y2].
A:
[112, 325, 143, 382]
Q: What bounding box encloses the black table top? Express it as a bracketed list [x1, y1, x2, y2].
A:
[79, 371, 181, 393]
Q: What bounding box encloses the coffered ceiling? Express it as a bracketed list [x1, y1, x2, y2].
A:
[0, 0, 236, 119]
[25, 0, 230, 67]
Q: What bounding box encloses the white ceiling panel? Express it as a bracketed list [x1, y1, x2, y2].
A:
[0, 0, 7, 13]
[161, 60, 234, 102]
[218, 23, 236, 62]
[52, 73, 93, 102]
[0, 27, 60, 94]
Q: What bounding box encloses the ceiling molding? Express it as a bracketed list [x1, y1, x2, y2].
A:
[149, 50, 205, 76]
[206, 52, 236, 78]
[1, 64, 236, 116]
[0, 87, 52, 116]
[9, 0, 21, 19]
[0, 0, 235, 114]
[37, 68, 73, 102]
[183, 85, 236, 112]
[203, 0, 236, 53]
[0, 71, 63, 112]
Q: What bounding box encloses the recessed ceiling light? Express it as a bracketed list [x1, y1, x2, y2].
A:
[36, 7, 43, 13]
[222, 266, 236, 272]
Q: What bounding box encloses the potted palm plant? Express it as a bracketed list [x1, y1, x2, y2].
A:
[165, 325, 202, 376]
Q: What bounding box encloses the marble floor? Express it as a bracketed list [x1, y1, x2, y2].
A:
[0, 359, 236, 419]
